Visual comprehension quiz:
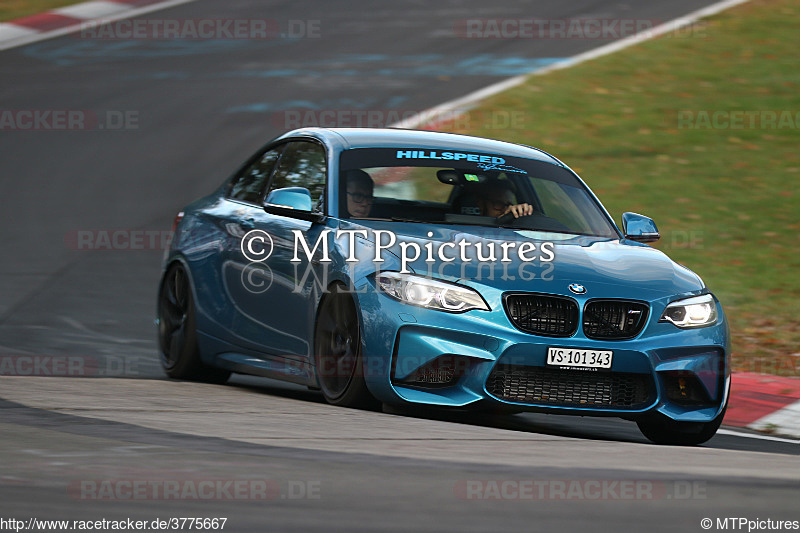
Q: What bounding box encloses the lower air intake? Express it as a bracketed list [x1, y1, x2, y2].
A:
[395, 355, 468, 388]
[487, 365, 652, 409]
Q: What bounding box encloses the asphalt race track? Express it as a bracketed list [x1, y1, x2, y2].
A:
[1, 1, 798, 531]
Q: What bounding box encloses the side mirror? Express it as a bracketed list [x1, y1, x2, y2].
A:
[265, 187, 313, 211]
[264, 187, 325, 223]
[622, 212, 660, 243]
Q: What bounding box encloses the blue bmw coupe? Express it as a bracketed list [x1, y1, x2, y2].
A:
[157, 127, 729, 445]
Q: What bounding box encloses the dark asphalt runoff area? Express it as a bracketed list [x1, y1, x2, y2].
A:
[1, 0, 798, 531]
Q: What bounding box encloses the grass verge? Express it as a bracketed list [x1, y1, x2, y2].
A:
[449, 0, 800, 374]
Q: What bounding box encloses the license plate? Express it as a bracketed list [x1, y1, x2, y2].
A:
[547, 347, 613, 369]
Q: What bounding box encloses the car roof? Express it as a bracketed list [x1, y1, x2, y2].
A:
[276, 127, 564, 166]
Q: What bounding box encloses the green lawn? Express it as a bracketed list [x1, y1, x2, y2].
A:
[447, 0, 800, 373]
[1, 0, 86, 21]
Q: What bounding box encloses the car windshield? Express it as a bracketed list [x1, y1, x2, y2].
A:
[339, 147, 618, 238]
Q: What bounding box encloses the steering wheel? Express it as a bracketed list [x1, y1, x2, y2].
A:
[495, 211, 523, 226]
[495, 212, 572, 232]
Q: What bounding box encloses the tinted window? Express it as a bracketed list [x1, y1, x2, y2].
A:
[267, 141, 326, 209]
[230, 147, 282, 204]
[338, 147, 618, 237]
[529, 178, 610, 235]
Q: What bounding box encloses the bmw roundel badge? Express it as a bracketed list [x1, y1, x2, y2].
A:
[568, 283, 586, 294]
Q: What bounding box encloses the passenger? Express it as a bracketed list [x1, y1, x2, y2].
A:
[344, 169, 374, 218]
[479, 178, 534, 219]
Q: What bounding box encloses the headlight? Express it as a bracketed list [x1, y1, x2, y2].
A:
[660, 294, 718, 328]
[376, 272, 490, 313]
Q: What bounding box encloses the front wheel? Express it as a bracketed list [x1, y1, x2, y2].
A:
[313, 283, 378, 409]
[636, 407, 725, 445]
[157, 263, 230, 384]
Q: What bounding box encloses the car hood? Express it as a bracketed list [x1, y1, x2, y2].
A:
[341, 220, 704, 300]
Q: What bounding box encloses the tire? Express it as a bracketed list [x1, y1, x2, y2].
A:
[313, 283, 378, 409]
[636, 407, 726, 445]
[157, 263, 230, 384]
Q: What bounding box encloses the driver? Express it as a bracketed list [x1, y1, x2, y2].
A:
[344, 169, 374, 218]
[478, 178, 534, 219]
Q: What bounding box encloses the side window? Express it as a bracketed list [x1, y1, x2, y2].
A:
[531, 179, 591, 233]
[229, 147, 282, 204]
[266, 141, 326, 210]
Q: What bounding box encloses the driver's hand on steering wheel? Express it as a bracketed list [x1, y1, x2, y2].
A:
[502, 203, 534, 219]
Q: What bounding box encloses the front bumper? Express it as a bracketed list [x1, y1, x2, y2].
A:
[357, 284, 730, 424]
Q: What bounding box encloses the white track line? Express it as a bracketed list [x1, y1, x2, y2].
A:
[392, 0, 752, 128]
[747, 399, 800, 438]
[717, 428, 800, 444]
[0, 0, 202, 52]
[0, 23, 39, 42]
[52, 1, 133, 19]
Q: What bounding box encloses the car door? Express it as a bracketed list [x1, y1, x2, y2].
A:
[228, 140, 330, 361]
[212, 145, 285, 347]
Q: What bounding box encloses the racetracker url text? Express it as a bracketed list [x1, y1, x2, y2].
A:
[0, 517, 228, 531]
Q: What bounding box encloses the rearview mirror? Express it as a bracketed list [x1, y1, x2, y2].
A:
[436, 169, 465, 186]
[436, 169, 487, 186]
[622, 212, 660, 243]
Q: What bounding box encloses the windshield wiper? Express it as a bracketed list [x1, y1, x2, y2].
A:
[351, 216, 430, 223]
[389, 217, 429, 223]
